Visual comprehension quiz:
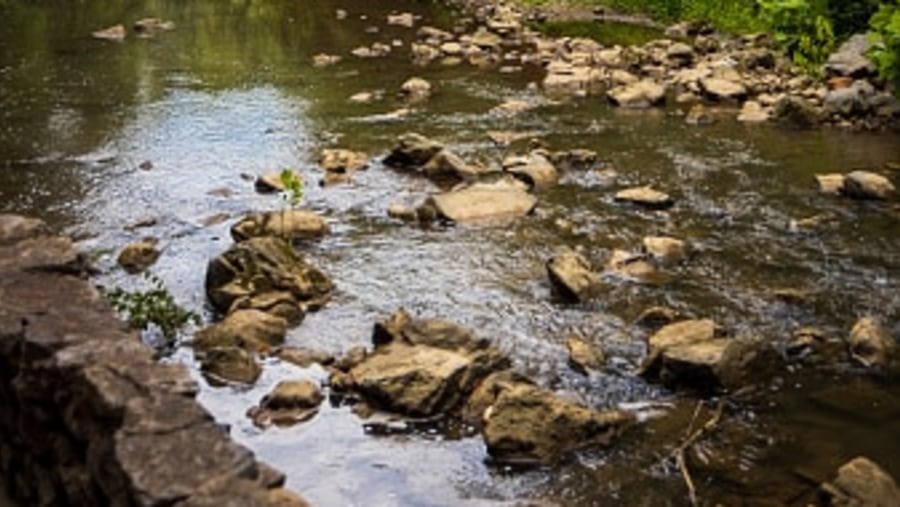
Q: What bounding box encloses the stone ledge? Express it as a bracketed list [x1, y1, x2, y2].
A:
[0, 214, 307, 507]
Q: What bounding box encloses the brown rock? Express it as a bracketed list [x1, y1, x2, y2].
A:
[566, 335, 605, 374]
[848, 317, 895, 368]
[230, 211, 328, 243]
[821, 457, 900, 507]
[117, 238, 160, 274]
[614, 186, 674, 209]
[642, 236, 687, 263]
[199, 346, 262, 385]
[841, 171, 896, 200]
[92, 25, 126, 41]
[816, 173, 846, 194]
[193, 309, 288, 354]
[426, 179, 537, 224]
[248, 380, 323, 428]
[546, 247, 601, 302]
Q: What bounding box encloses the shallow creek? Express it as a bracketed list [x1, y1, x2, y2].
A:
[1, 0, 898, 505]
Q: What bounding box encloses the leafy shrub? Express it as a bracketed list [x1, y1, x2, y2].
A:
[868, 0, 900, 93]
[104, 272, 200, 346]
[759, 0, 836, 74]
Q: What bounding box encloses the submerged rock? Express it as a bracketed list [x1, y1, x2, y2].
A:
[685, 103, 715, 125]
[642, 236, 687, 264]
[651, 336, 781, 391]
[248, 380, 323, 428]
[92, 24, 126, 41]
[424, 179, 537, 224]
[383, 132, 445, 169]
[193, 309, 288, 354]
[117, 238, 160, 274]
[401, 77, 432, 101]
[614, 186, 674, 209]
[205, 236, 334, 316]
[133, 18, 175, 34]
[604, 249, 660, 283]
[737, 100, 770, 123]
[773, 96, 820, 128]
[821, 456, 900, 507]
[848, 317, 896, 368]
[841, 171, 896, 200]
[231, 210, 328, 243]
[546, 247, 601, 302]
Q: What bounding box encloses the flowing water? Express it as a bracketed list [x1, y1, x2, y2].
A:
[1, 0, 899, 505]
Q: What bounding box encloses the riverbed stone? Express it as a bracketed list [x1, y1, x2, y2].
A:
[117, 238, 160, 274]
[383, 133, 445, 169]
[614, 186, 674, 209]
[821, 456, 900, 507]
[547, 149, 597, 172]
[604, 249, 659, 283]
[424, 179, 537, 223]
[652, 336, 781, 390]
[255, 170, 301, 193]
[700, 77, 748, 101]
[816, 173, 846, 194]
[230, 210, 328, 243]
[642, 236, 687, 264]
[841, 171, 896, 200]
[92, 24, 126, 41]
[319, 149, 368, 174]
[737, 100, 770, 123]
[566, 334, 605, 375]
[607, 79, 666, 108]
[825, 34, 877, 78]
[205, 236, 334, 316]
[0, 214, 46, 244]
[248, 380, 323, 428]
[773, 96, 820, 128]
[848, 317, 895, 368]
[193, 309, 288, 354]
[685, 103, 714, 125]
[503, 151, 559, 190]
[133, 18, 174, 34]
[401, 77, 432, 101]
[199, 346, 262, 385]
[422, 148, 481, 182]
[546, 247, 601, 302]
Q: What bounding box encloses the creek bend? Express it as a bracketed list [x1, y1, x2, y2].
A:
[1, 0, 898, 505]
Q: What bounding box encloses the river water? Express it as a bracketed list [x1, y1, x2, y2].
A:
[1, 0, 898, 505]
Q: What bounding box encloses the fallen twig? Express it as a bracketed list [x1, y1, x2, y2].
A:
[668, 399, 726, 506]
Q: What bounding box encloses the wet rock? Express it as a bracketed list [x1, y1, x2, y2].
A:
[773, 96, 820, 128]
[319, 149, 368, 174]
[543, 62, 595, 96]
[685, 103, 714, 125]
[665, 42, 695, 65]
[117, 238, 160, 274]
[248, 380, 323, 428]
[614, 186, 674, 209]
[642, 236, 687, 264]
[383, 132, 445, 169]
[607, 79, 666, 108]
[821, 457, 900, 507]
[653, 336, 781, 390]
[841, 171, 896, 200]
[199, 346, 262, 385]
[786, 327, 845, 363]
[737, 100, 770, 123]
[566, 335, 605, 375]
[547, 149, 597, 172]
[274, 347, 334, 368]
[193, 309, 288, 354]
[824, 81, 873, 116]
[604, 249, 659, 283]
[816, 173, 846, 194]
[825, 34, 877, 78]
[350, 310, 508, 417]
[386, 12, 414, 28]
[503, 151, 559, 190]
[230, 211, 328, 243]
[92, 24, 126, 41]
[848, 317, 896, 368]
[700, 77, 748, 101]
[348, 91, 375, 103]
[634, 306, 681, 330]
[0, 214, 47, 244]
[401, 77, 432, 101]
[471, 28, 503, 51]
[254, 170, 302, 193]
[133, 18, 174, 34]
[312, 53, 341, 67]
[546, 247, 601, 302]
[422, 148, 482, 182]
[425, 179, 537, 224]
[205, 236, 334, 315]
[481, 381, 634, 465]
[387, 203, 418, 222]
[334, 345, 369, 372]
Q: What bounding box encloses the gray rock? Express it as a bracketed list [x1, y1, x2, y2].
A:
[841, 171, 896, 200]
[821, 457, 900, 507]
[825, 34, 877, 78]
[546, 247, 601, 302]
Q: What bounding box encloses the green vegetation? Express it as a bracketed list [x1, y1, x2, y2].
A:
[869, 1, 900, 92]
[105, 272, 201, 346]
[759, 0, 835, 74]
[279, 168, 304, 209]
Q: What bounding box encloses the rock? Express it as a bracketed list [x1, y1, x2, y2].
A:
[607, 79, 666, 108]
[566, 335, 605, 375]
[319, 149, 368, 174]
[481, 381, 634, 465]
[685, 103, 714, 125]
[634, 306, 681, 330]
[666, 42, 695, 65]
[133, 18, 174, 34]
[825, 34, 877, 78]
[471, 28, 503, 51]
[193, 310, 288, 354]
[312, 53, 341, 67]
[401, 77, 432, 101]
[772, 96, 820, 128]
[248, 380, 323, 428]
[386, 12, 414, 28]
[490, 99, 533, 115]
[387, 203, 418, 222]
[348, 91, 375, 103]
[816, 173, 846, 194]
[824, 83, 871, 116]
[700, 77, 748, 101]
[117, 238, 160, 274]
[841, 171, 896, 200]
[821, 457, 900, 507]
[255, 170, 302, 193]
[614, 186, 674, 209]
[440, 41, 463, 56]
[610, 69, 639, 86]
[642, 236, 687, 263]
[652, 336, 781, 390]
[425, 179, 537, 224]
[350, 310, 508, 417]
[383, 133, 444, 169]
[230, 211, 328, 243]
[848, 317, 896, 368]
[648, 319, 719, 352]
[547, 149, 597, 172]
[503, 151, 559, 190]
[546, 247, 601, 302]
[543, 63, 595, 96]
[205, 236, 334, 315]
[274, 347, 334, 368]
[737, 100, 770, 123]
[0, 214, 47, 244]
[604, 249, 659, 283]
[199, 346, 262, 385]
[92, 24, 126, 41]
[422, 148, 481, 182]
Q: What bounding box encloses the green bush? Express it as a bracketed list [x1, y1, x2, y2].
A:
[759, 0, 836, 74]
[104, 272, 200, 346]
[868, 1, 900, 93]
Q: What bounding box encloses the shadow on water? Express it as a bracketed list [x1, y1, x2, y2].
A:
[1, 0, 898, 505]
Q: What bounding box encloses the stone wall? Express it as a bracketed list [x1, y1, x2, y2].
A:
[0, 215, 307, 506]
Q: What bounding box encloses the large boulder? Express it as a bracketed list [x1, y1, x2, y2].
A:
[841, 171, 896, 200]
[383, 133, 444, 169]
[607, 79, 666, 108]
[193, 309, 288, 354]
[821, 457, 900, 507]
[424, 179, 537, 224]
[205, 236, 334, 316]
[546, 247, 601, 302]
[349, 310, 509, 417]
[478, 381, 634, 465]
[848, 317, 896, 368]
[825, 34, 877, 78]
[230, 211, 328, 243]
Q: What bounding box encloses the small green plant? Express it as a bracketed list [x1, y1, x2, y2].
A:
[759, 0, 836, 75]
[869, 0, 900, 95]
[104, 272, 201, 346]
[279, 168, 304, 208]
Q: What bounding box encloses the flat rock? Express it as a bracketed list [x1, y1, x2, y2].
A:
[426, 180, 537, 224]
[193, 309, 288, 354]
[841, 171, 896, 200]
[700, 77, 748, 101]
[614, 186, 673, 209]
[248, 380, 323, 427]
[546, 247, 601, 302]
[816, 173, 846, 194]
[607, 79, 666, 108]
[821, 457, 900, 507]
[230, 210, 328, 243]
[92, 24, 126, 41]
[653, 336, 781, 390]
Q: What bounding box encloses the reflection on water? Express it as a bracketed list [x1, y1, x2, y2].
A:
[1, 0, 898, 505]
